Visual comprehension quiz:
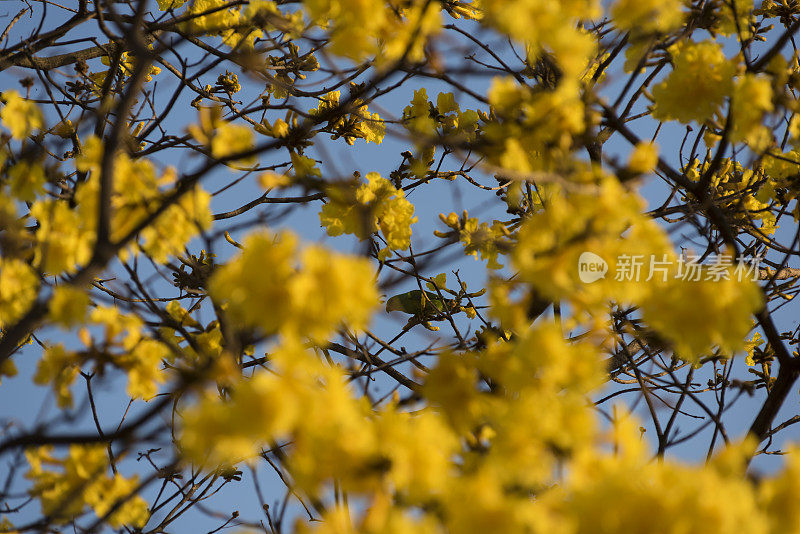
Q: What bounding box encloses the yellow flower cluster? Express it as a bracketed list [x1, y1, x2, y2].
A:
[626, 142, 659, 175]
[716, 0, 755, 38]
[181, 343, 458, 497]
[460, 219, 508, 270]
[174, 290, 800, 534]
[306, 0, 382, 58]
[0, 194, 30, 261]
[182, 0, 303, 49]
[309, 89, 386, 145]
[652, 41, 736, 124]
[294, 353, 800, 534]
[208, 231, 379, 341]
[212, 123, 257, 165]
[649, 41, 777, 148]
[89, 306, 170, 398]
[481, 0, 598, 82]
[35, 306, 171, 405]
[760, 445, 800, 532]
[48, 285, 90, 328]
[512, 174, 762, 360]
[437, 211, 510, 269]
[611, 0, 684, 33]
[320, 173, 417, 257]
[377, 0, 442, 64]
[0, 516, 15, 533]
[403, 88, 437, 136]
[731, 73, 774, 149]
[303, 0, 441, 61]
[189, 106, 257, 168]
[272, 325, 598, 532]
[640, 274, 763, 359]
[763, 149, 800, 182]
[1, 90, 43, 139]
[34, 344, 78, 408]
[100, 49, 161, 82]
[513, 176, 671, 311]
[685, 158, 778, 235]
[402, 89, 480, 145]
[0, 258, 38, 328]
[157, 0, 187, 9]
[159, 313, 225, 364]
[7, 161, 46, 202]
[485, 77, 586, 172]
[140, 185, 213, 263]
[25, 446, 148, 528]
[37, 135, 214, 268]
[30, 191, 94, 275]
[547, 422, 767, 534]
[0, 358, 17, 386]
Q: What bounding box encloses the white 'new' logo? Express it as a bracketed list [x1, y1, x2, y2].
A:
[578, 252, 608, 283]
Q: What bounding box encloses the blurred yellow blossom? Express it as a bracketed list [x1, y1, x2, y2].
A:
[652, 41, 735, 123]
[1, 90, 43, 139]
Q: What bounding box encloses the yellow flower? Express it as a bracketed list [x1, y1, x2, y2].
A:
[627, 142, 659, 174]
[208, 230, 297, 335]
[140, 185, 213, 262]
[560, 433, 768, 534]
[89, 306, 143, 351]
[48, 285, 90, 328]
[0, 358, 17, 386]
[180, 366, 302, 465]
[157, 0, 188, 9]
[611, 0, 684, 34]
[513, 175, 673, 316]
[287, 245, 379, 341]
[485, 77, 586, 171]
[715, 0, 754, 38]
[652, 40, 735, 124]
[459, 217, 508, 269]
[640, 275, 763, 360]
[101, 50, 161, 82]
[269, 118, 290, 137]
[0, 258, 39, 327]
[290, 152, 321, 178]
[33, 344, 79, 408]
[763, 149, 800, 180]
[209, 231, 379, 342]
[211, 122, 256, 167]
[1, 90, 43, 139]
[304, 0, 386, 59]
[165, 300, 200, 328]
[259, 171, 291, 189]
[320, 173, 417, 253]
[423, 351, 487, 433]
[481, 0, 599, 81]
[0, 516, 16, 533]
[373, 407, 459, 501]
[184, 0, 241, 33]
[380, 0, 442, 64]
[25, 445, 148, 528]
[730, 73, 774, 149]
[402, 88, 437, 136]
[8, 161, 46, 201]
[309, 90, 386, 145]
[119, 339, 169, 399]
[85, 474, 149, 528]
[759, 447, 800, 533]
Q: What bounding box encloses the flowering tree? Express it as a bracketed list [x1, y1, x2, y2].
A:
[3, 0, 800, 531]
